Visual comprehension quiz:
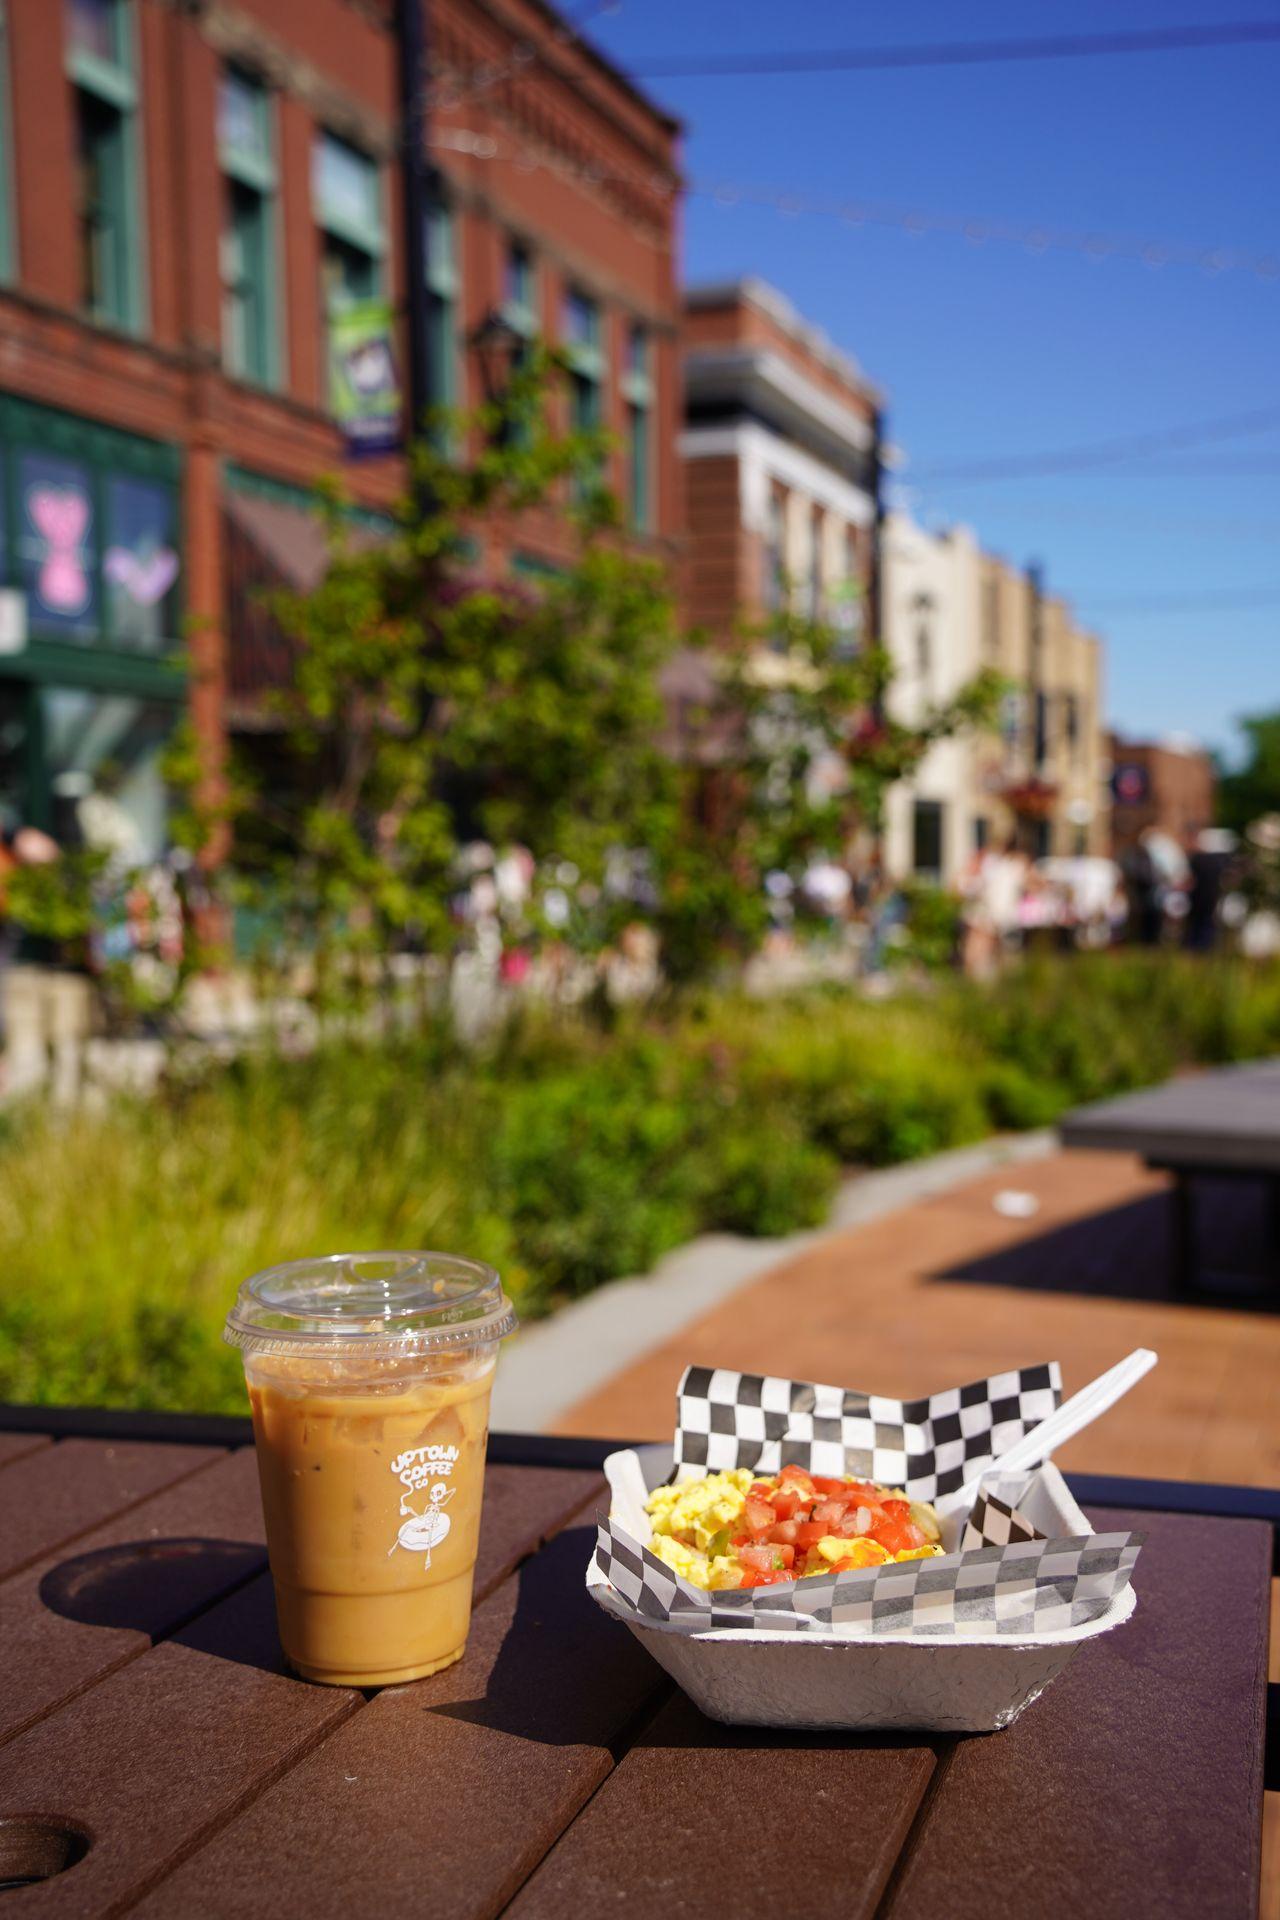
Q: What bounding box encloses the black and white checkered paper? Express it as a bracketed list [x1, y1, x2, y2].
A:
[593, 1363, 1144, 1639]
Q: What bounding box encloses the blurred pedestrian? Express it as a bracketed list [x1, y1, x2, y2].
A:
[1184, 828, 1236, 953]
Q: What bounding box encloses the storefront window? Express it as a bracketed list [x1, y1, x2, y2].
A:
[44, 688, 170, 861]
[104, 473, 178, 650]
[18, 452, 98, 637]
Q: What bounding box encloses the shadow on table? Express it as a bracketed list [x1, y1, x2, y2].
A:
[930, 1179, 1278, 1311]
[427, 1522, 928, 1756]
[39, 1537, 277, 1667]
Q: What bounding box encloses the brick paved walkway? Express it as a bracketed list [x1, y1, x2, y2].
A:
[553, 1148, 1279, 1490]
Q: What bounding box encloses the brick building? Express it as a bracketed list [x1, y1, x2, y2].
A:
[679, 278, 880, 643]
[0, 0, 681, 857]
[1108, 734, 1216, 854]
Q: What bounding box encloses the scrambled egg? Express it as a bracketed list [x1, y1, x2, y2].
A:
[648, 1534, 744, 1590]
[645, 1469, 753, 1551]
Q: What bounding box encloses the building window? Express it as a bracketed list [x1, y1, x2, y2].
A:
[313, 131, 385, 411]
[425, 192, 459, 414]
[503, 238, 537, 339]
[1064, 692, 1081, 764]
[808, 506, 824, 621]
[982, 576, 1000, 660]
[563, 286, 603, 434]
[219, 69, 279, 387]
[912, 798, 945, 880]
[914, 593, 933, 686]
[67, 0, 142, 332]
[974, 816, 989, 852]
[622, 323, 653, 531]
[1034, 689, 1049, 767]
[764, 484, 786, 616]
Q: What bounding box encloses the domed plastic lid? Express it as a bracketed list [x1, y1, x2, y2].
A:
[224, 1251, 518, 1357]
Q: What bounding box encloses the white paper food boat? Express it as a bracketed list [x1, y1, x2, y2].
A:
[587, 1442, 1138, 1734]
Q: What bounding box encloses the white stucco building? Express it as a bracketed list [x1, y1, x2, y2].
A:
[881, 514, 984, 886]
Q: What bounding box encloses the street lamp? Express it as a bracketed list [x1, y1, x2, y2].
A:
[470, 309, 524, 403]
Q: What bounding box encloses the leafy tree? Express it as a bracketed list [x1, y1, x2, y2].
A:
[1217, 711, 1280, 835]
[215, 360, 1003, 993]
[652, 601, 1004, 979]
[227, 352, 680, 988]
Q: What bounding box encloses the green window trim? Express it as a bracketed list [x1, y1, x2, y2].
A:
[313, 132, 386, 261]
[219, 68, 282, 390]
[425, 195, 459, 417]
[67, 0, 148, 336]
[67, 44, 136, 109]
[224, 460, 394, 536]
[501, 239, 538, 339]
[624, 322, 652, 531]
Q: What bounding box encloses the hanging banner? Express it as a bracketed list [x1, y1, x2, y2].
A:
[330, 302, 403, 457]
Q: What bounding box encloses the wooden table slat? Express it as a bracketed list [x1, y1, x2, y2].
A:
[507, 1691, 937, 1920]
[882, 1509, 1271, 1920]
[0, 1576, 358, 1918]
[0, 1442, 599, 1754]
[0, 1438, 224, 1583]
[125, 1521, 668, 1920]
[0, 1447, 265, 1747]
[0, 1431, 53, 1471]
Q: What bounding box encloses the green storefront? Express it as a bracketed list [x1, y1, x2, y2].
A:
[0, 393, 184, 861]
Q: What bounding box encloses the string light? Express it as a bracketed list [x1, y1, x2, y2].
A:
[430, 127, 1279, 282]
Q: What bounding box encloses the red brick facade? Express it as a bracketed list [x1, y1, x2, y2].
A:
[1109, 735, 1216, 853]
[0, 0, 681, 851]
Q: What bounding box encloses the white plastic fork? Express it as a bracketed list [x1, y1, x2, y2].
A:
[937, 1346, 1159, 1523]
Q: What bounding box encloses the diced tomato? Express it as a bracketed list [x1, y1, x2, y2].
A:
[843, 1485, 887, 1510]
[749, 1482, 775, 1499]
[729, 1532, 749, 1547]
[777, 1464, 816, 1494]
[795, 1521, 828, 1547]
[838, 1505, 883, 1537]
[809, 1475, 848, 1497]
[812, 1498, 850, 1527]
[874, 1517, 928, 1555]
[767, 1519, 799, 1546]
[738, 1541, 796, 1572]
[770, 1488, 804, 1520]
[881, 1498, 911, 1519]
[744, 1497, 775, 1536]
[738, 1567, 790, 1588]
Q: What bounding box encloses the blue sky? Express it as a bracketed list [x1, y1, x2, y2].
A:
[588, 0, 1280, 762]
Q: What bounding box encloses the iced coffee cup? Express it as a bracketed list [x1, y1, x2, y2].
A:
[224, 1251, 517, 1687]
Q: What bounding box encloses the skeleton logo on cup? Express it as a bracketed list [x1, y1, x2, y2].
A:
[388, 1442, 461, 1562]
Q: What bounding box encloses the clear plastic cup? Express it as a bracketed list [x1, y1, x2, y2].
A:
[224, 1251, 517, 1687]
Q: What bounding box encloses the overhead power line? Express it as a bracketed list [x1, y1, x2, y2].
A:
[432, 128, 1279, 282]
[627, 20, 1280, 79]
[1076, 587, 1280, 614]
[907, 407, 1280, 483]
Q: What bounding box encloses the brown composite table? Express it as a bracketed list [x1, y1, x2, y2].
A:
[1060, 1060, 1280, 1294]
[0, 1413, 1270, 1919]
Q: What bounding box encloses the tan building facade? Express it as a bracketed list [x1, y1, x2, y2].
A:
[884, 528, 1107, 884]
[975, 558, 1107, 860]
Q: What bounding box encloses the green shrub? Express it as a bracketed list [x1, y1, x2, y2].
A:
[5, 953, 1280, 1412]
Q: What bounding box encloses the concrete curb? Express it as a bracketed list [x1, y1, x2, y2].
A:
[489, 1128, 1057, 1433]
